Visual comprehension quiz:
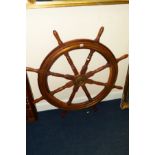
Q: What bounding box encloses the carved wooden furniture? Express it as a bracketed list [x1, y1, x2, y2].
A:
[26, 26, 128, 114]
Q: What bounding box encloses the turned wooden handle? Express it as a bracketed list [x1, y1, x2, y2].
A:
[95, 26, 104, 41]
[26, 67, 39, 73]
[117, 54, 128, 63]
[53, 30, 63, 45]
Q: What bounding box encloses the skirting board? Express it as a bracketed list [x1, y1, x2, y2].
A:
[36, 91, 123, 112]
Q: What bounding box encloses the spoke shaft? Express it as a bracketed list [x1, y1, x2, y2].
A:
[86, 79, 123, 89]
[113, 85, 123, 89]
[53, 30, 63, 45]
[117, 54, 128, 63]
[48, 71, 74, 80]
[95, 26, 104, 41]
[82, 85, 92, 101]
[33, 96, 44, 104]
[64, 53, 79, 75]
[86, 79, 107, 86]
[50, 81, 73, 95]
[86, 63, 109, 78]
[80, 50, 94, 74]
[26, 67, 39, 73]
[67, 86, 80, 104]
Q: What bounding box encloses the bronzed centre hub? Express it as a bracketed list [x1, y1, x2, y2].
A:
[74, 75, 86, 86]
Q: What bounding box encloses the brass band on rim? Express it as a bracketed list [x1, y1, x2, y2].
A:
[27, 0, 129, 9]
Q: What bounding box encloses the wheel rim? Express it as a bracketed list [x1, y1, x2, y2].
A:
[38, 39, 118, 110]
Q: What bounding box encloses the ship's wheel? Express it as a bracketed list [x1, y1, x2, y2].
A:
[26, 27, 128, 110]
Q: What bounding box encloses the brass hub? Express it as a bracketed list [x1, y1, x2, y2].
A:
[74, 75, 86, 86]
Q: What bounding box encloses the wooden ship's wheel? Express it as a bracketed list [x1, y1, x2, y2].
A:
[27, 27, 128, 110]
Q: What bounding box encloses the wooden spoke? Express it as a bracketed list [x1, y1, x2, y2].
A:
[64, 53, 79, 75]
[86, 79, 107, 86]
[86, 63, 110, 78]
[117, 54, 128, 63]
[26, 67, 39, 73]
[80, 50, 95, 74]
[95, 26, 104, 41]
[82, 85, 92, 101]
[33, 96, 44, 104]
[53, 30, 63, 45]
[86, 79, 123, 90]
[80, 27, 104, 75]
[48, 71, 74, 80]
[67, 86, 80, 104]
[113, 85, 123, 90]
[50, 81, 73, 95]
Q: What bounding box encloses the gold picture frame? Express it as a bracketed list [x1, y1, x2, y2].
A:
[27, 0, 129, 9]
